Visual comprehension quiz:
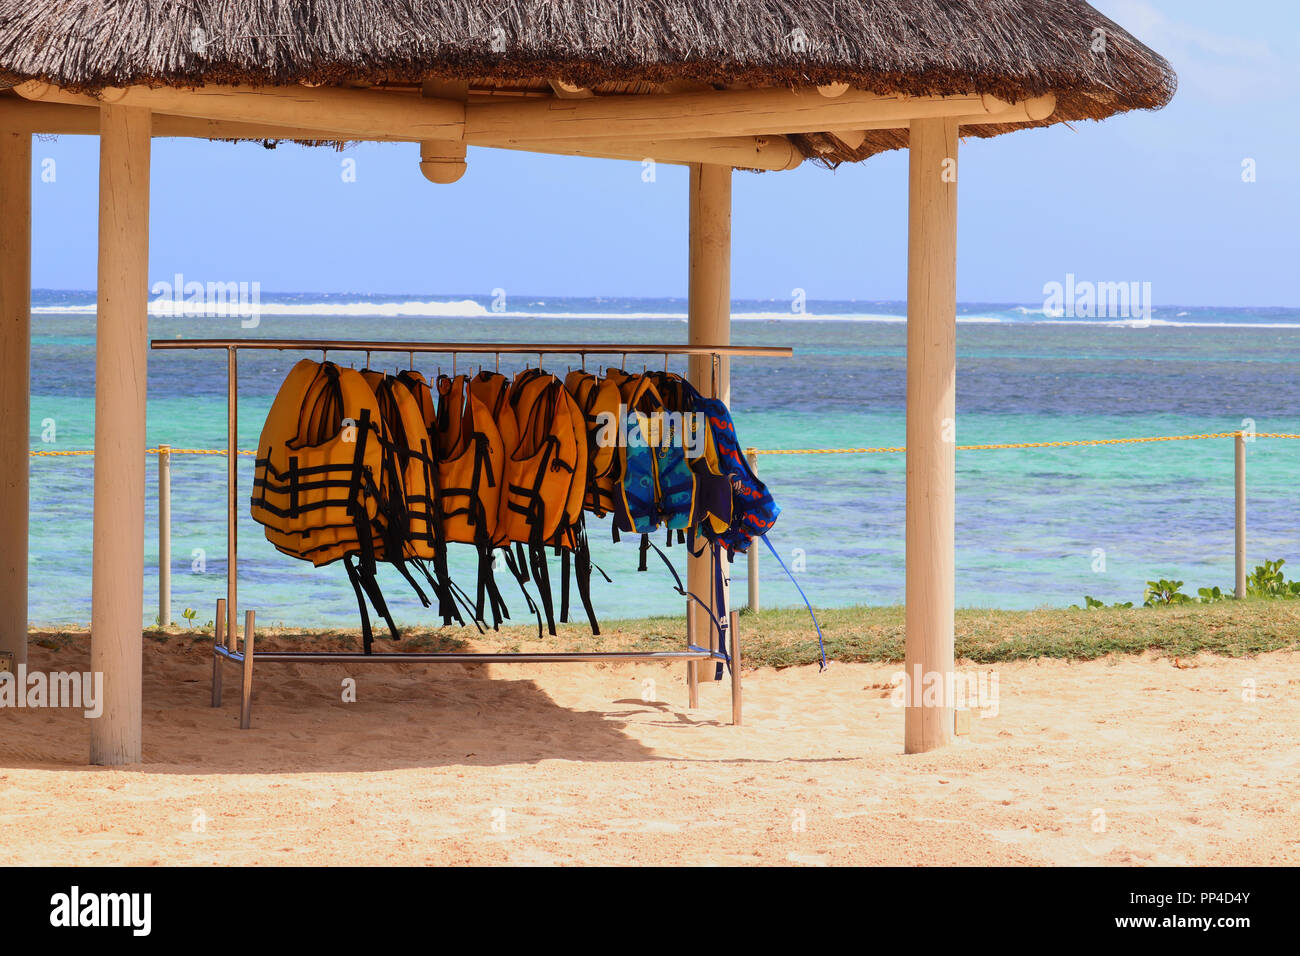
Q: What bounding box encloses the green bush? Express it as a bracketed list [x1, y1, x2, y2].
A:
[1080, 559, 1300, 608]
[1143, 579, 1192, 606]
[1245, 559, 1300, 599]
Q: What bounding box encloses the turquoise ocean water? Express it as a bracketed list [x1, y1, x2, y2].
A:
[27, 291, 1300, 627]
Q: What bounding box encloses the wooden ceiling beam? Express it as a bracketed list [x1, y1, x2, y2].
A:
[465, 86, 1009, 141]
[17, 80, 1025, 143]
[489, 135, 803, 171]
[0, 97, 803, 171]
[6, 84, 1054, 166]
[15, 81, 464, 141]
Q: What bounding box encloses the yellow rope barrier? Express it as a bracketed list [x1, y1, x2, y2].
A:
[27, 432, 1300, 458]
[29, 447, 257, 457]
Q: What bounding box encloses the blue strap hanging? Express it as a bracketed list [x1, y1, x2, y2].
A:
[646, 540, 728, 664]
[760, 534, 828, 671]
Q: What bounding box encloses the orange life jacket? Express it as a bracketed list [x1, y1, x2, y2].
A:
[251, 360, 412, 649]
[564, 369, 623, 517]
[251, 359, 383, 567]
[496, 370, 599, 634]
[435, 374, 510, 627]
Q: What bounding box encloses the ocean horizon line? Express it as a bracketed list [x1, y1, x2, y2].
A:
[31, 288, 1300, 311]
[28, 290, 1300, 329]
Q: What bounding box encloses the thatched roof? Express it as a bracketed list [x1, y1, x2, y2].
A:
[0, 0, 1175, 166]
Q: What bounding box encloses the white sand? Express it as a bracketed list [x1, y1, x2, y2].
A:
[1, 635, 1296, 865]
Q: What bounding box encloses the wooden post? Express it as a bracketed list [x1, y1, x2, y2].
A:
[687, 163, 732, 682]
[746, 448, 760, 612]
[0, 129, 31, 666]
[90, 105, 151, 765]
[157, 444, 171, 627]
[903, 118, 958, 755]
[1235, 433, 1246, 599]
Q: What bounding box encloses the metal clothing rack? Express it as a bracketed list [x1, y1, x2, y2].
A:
[150, 338, 793, 730]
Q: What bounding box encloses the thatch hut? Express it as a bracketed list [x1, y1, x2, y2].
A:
[0, 1, 1175, 764]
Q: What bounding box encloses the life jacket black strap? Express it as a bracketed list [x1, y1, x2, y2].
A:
[559, 547, 571, 625]
[500, 546, 543, 640]
[288, 454, 300, 518]
[572, 525, 603, 635]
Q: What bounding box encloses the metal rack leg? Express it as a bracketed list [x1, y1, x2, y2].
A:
[730, 609, 742, 726]
[685, 597, 698, 709]
[239, 610, 255, 729]
[211, 598, 226, 707]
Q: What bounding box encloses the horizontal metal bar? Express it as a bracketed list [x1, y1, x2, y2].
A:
[150, 338, 792, 358]
[214, 646, 722, 664]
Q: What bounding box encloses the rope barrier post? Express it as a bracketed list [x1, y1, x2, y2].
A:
[158, 444, 171, 627]
[746, 448, 760, 612]
[1235, 432, 1246, 599]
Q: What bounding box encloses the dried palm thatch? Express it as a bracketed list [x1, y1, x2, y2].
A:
[0, 0, 1175, 166]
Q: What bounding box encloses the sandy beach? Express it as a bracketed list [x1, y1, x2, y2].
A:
[2, 633, 1296, 866]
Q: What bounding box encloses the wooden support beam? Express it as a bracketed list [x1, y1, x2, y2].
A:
[16, 81, 464, 142]
[958, 94, 1056, 127]
[0, 97, 424, 142]
[12, 82, 1052, 146]
[420, 139, 467, 183]
[687, 164, 733, 682]
[467, 86, 1005, 141]
[419, 80, 469, 183]
[0, 96, 803, 170]
[904, 117, 959, 755]
[0, 127, 30, 667]
[844, 95, 1057, 133]
[0, 98, 97, 133]
[490, 134, 802, 171]
[90, 104, 151, 765]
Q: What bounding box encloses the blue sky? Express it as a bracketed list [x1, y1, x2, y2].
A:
[27, 0, 1299, 307]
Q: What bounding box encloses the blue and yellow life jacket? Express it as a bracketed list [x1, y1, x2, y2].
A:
[694, 395, 780, 554]
[610, 373, 664, 534]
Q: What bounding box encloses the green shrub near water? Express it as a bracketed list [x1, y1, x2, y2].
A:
[1075, 558, 1300, 609]
[1245, 559, 1300, 599]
